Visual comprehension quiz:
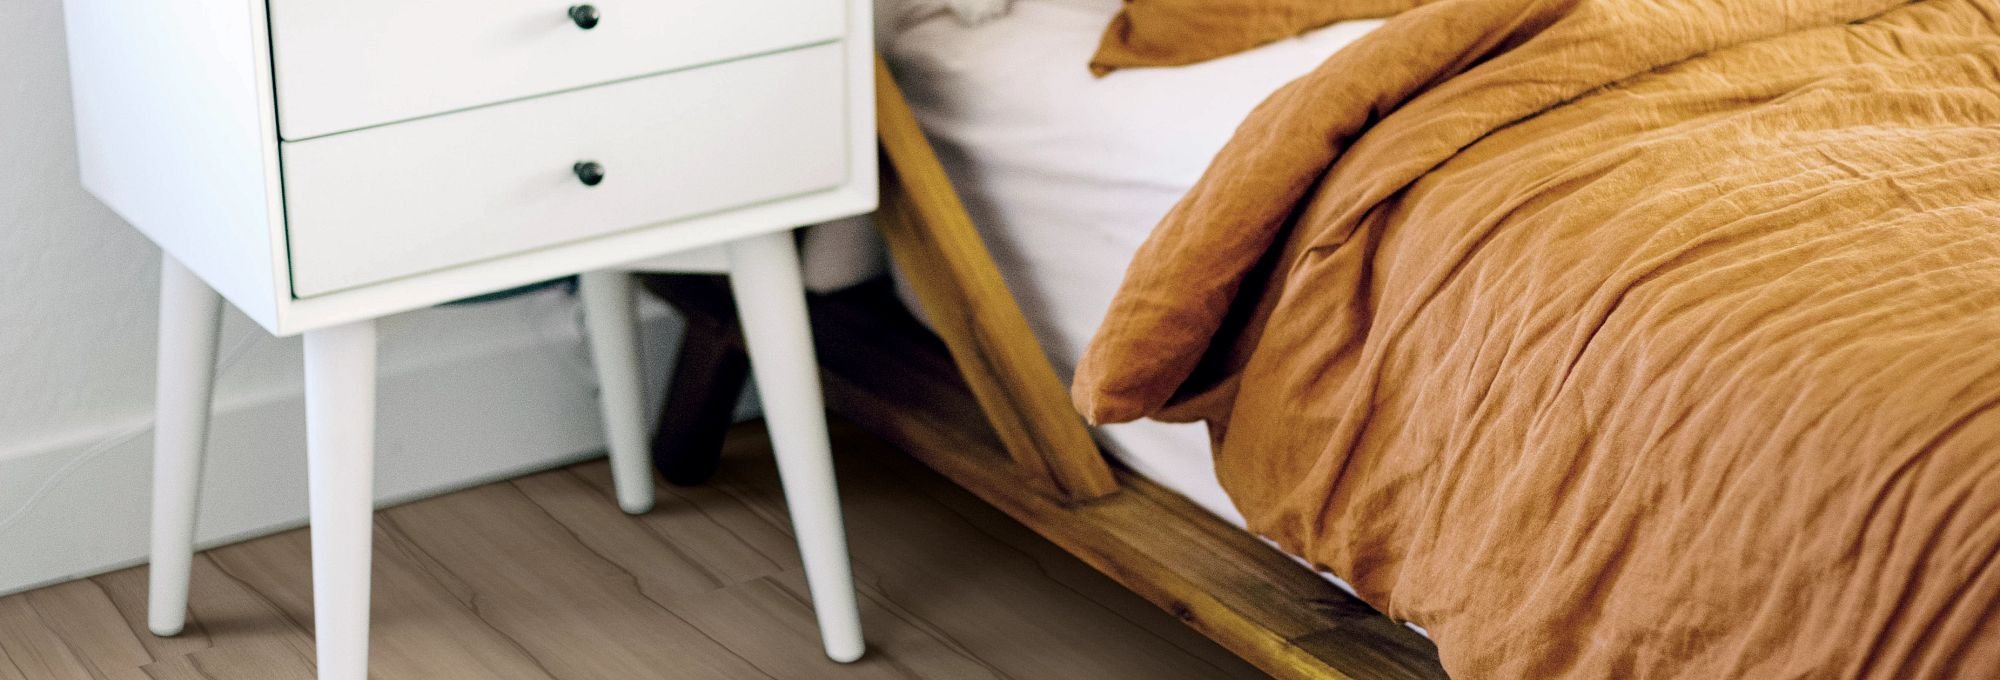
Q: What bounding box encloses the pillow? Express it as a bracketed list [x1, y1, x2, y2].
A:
[878, 0, 1013, 34]
[1090, 0, 1427, 75]
[877, 0, 1014, 51]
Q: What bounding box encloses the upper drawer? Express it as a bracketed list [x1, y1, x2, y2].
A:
[281, 43, 849, 297]
[266, 0, 845, 140]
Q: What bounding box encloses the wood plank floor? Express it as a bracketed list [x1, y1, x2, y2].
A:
[0, 420, 1268, 680]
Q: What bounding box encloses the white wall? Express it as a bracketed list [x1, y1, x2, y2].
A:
[0, 0, 690, 595]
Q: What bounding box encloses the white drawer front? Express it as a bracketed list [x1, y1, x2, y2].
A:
[282, 43, 848, 297]
[267, 0, 844, 140]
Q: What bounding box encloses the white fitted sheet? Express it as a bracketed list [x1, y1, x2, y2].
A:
[882, 1, 1382, 529]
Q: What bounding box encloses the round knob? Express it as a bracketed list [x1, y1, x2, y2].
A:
[573, 161, 605, 186]
[568, 4, 600, 29]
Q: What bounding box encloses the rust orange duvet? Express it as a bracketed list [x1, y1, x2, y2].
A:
[1075, 0, 2000, 676]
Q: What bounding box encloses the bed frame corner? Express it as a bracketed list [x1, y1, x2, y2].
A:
[870, 55, 1121, 504]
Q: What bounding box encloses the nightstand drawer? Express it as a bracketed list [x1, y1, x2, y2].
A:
[267, 0, 845, 140]
[281, 43, 848, 297]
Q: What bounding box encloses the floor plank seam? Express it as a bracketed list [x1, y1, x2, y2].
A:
[23, 596, 104, 680]
[881, 597, 1016, 680]
[760, 575, 937, 680]
[503, 479, 780, 680]
[201, 555, 319, 654]
[845, 581, 1021, 680]
[504, 478, 717, 599]
[92, 573, 215, 663]
[440, 588, 563, 680]
[367, 514, 567, 680]
[635, 477, 797, 572]
[645, 600, 780, 680]
[554, 469, 739, 589]
[707, 469, 797, 541]
[0, 636, 32, 680]
[178, 657, 219, 680]
[666, 498, 792, 573]
[373, 515, 480, 609]
[80, 578, 171, 669]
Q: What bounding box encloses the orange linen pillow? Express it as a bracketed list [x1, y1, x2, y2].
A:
[1091, 0, 1430, 75]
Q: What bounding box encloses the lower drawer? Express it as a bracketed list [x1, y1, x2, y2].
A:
[281, 43, 848, 297]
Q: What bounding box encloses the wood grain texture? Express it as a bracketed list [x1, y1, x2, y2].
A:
[19, 581, 153, 680]
[88, 569, 210, 663]
[0, 593, 95, 680]
[805, 282, 1449, 680]
[0, 421, 1256, 679]
[140, 636, 316, 680]
[376, 484, 774, 680]
[205, 526, 557, 679]
[871, 56, 1119, 503]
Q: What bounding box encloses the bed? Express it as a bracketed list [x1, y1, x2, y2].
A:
[651, 0, 2000, 677]
[872, 0, 1476, 642]
[881, 0, 1383, 546]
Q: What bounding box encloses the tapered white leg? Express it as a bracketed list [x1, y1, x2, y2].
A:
[726, 231, 865, 663]
[303, 321, 377, 680]
[149, 256, 223, 637]
[580, 271, 655, 514]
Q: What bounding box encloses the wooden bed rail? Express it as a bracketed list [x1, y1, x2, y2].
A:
[648, 57, 1447, 679]
[870, 56, 1121, 504]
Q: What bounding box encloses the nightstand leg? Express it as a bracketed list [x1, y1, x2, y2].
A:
[149, 255, 222, 637]
[303, 321, 377, 680]
[580, 271, 657, 514]
[726, 231, 865, 663]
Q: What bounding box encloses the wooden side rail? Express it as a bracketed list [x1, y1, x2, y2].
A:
[871, 56, 1120, 503]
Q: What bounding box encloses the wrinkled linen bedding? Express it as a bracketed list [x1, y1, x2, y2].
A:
[1074, 0, 2000, 676]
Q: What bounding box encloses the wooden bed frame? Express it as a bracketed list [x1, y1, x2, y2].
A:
[640, 58, 1447, 680]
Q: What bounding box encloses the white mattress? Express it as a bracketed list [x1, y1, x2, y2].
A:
[882, 1, 1383, 528]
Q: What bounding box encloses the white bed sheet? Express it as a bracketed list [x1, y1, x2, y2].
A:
[882, 1, 1381, 528]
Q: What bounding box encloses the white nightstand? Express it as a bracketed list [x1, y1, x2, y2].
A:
[60, 0, 876, 677]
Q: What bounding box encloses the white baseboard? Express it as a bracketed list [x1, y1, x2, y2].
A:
[0, 292, 689, 596]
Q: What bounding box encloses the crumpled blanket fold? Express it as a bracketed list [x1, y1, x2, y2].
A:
[1075, 0, 2000, 676]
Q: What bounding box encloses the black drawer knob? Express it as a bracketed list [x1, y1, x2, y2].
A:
[568, 4, 600, 29]
[573, 161, 605, 186]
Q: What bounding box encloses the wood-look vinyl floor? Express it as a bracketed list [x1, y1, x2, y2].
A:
[0, 420, 1268, 680]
